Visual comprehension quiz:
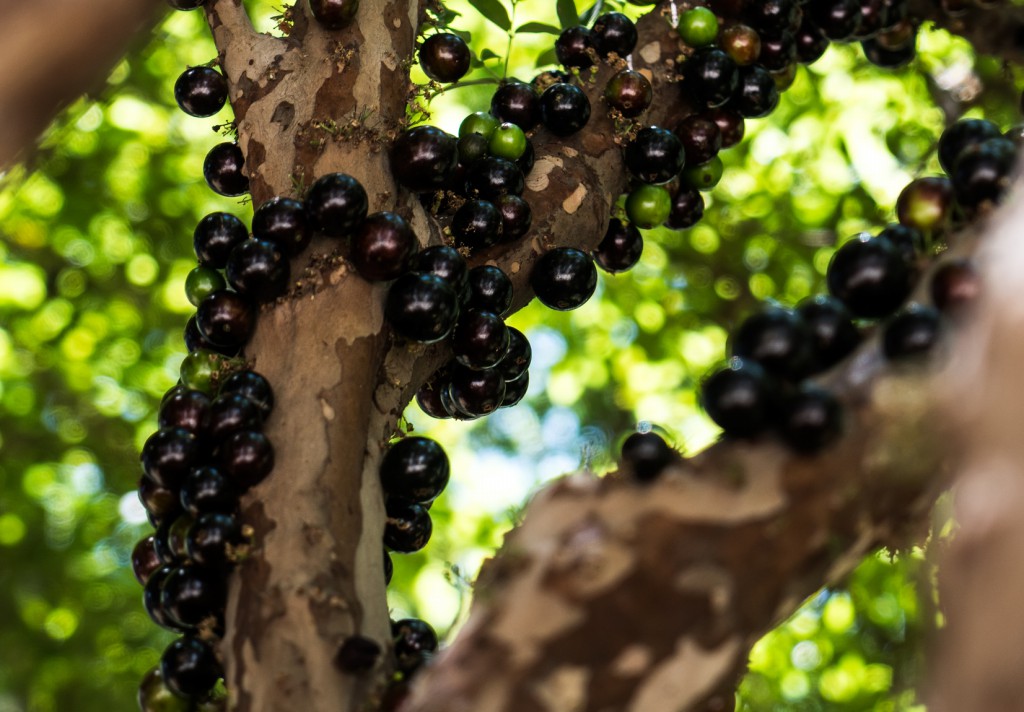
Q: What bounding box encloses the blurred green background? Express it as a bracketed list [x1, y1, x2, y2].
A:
[0, 1, 1015, 710]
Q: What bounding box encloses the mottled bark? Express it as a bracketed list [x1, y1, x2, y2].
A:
[0, 0, 162, 169]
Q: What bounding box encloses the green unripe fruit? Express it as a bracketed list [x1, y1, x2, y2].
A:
[625, 185, 672, 229]
[682, 155, 724, 191]
[180, 349, 228, 393]
[137, 667, 191, 712]
[488, 122, 528, 161]
[459, 112, 500, 139]
[678, 7, 719, 48]
[185, 266, 227, 307]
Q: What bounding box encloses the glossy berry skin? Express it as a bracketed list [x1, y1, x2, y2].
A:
[452, 200, 502, 250]
[796, 295, 861, 372]
[489, 122, 528, 161]
[625, 127, 685, 185]
[159, 389, 211, 435]
[500, 371, 529, 408]
[174, 67, 228, 118]
[459, 111, 500, 139]
[795, 19, 830, 64]
[531, 248, 597, 311]
[490, 81, 541, 131]
[496, 195, 532, 242]
[453, 310, 509, 371]
[592, 13, 637, 57]
[219, 370, 274, 420]
[139, 476, 183, 527]
[416, 377, 451, 421]
[196, 290, 255, 349]
[731, 66, 779, 118]
[185, 266, 226, 308]
[219, 431, 275, 489]
[705, 108, 745, 148]
[180, 466, 238, 517]
[252, 197, 311, 256]
[826, 234, 910, 319]
[409, 246, 468, 294]
[161, 565, 226, 628]
[625, 185, 672, 229]
[144, 566, 186, 632]
[154, 515, 193, 565]
[746, 0, 799, 32]
[882, 305, 942, 360]
[203, 143, 249, 197]
[622, 431, 675, 482]
[392, 618, 439, 673]
[896, 177, 953, 233]
[594, 218, 643, 274]
[194, 212, 247, 269]
[160, 637, 222, 699]
[420, 33, 471, 83]
[604, 70, 653, 118]
[758, 31, 797, 72]
[448, 364, 506, 417]
[207, 394, 263, 443]
[391, 126, 459, 194]
[351, 212, 418, 281]
[187, 512, 246, 568]
[457, 133, 489, 165]
[701, 358, 773, 438]
[877, 223, 924, 266]
[555, 26, 595, 69]
[226, 240, 290, 302]
[179, 349, 229, 394]
[810, 0, 863, 41]
[380, 437, 450, 504]
[308, 0, 359, 29]
[540, 83, 591, 137]
[678, 7, 720, 48]
[861, 38, 915, 68]
[137, 667, 190, 712]
[386, 273, 459, 343]
[931, 259, 980, 316]
[167, 0, 206, 8]
[498, 327, 531, 382]
[681, 152, 722, 190]
[306, 173, 369, 237]
[383, 500, 433, 553]
[666, 187, 705, 230]
[730, 306, 814, 381]
[517, 140, 536, 175]
[132, 536, 163, 586]
[779, 385, 842, 454]
[685, 49, 738, 109]
[675, 116, 722, 166]
[951, 138, 1017, 212]
[466, 156, 525, 200]
[937, 119, 1002, 175]
[466, 265, 513, 316]
[142, 429, 199, 490]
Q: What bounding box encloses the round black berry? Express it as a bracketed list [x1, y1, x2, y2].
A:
[466, 265, 513, 316]
[666, 187, 705, 230]
[675, 115, 723, 167]
[604, 69, 653, 118]
[351, 212, 418, 281]
[159, 389, 211, 436]
[621, 431, 675, 482]
[174, 66, 228, 118]
[555, 26, 595, 69]
[701, 358, 774, 438]
[386, 273, 459, 343]
[219, 370, 274, 420]
[779, 385, 842, 454]
[383, 500, 433, 553]
[207, 393, 263, 443]
[500, 371, 529, 408]
[810, 0, 863, 41]
[531, 247, 597, 311]
[392, 618, 438, 673]
[180, 466, 238, 517]
[625, 127, 685, 185]
[594, 218, 643, 273]
[592, 12, 638, 57]
[390, 126, 459, 194]
[465, 156, 525, 200]
[730, 65, 779, 118]
[187, 512, 247, 568]
[306, 173, 369, 237]
[252, 197, 311, 256]
[194, 212, 248, 269]
[139, 476, 182, 527]
[540, 83, 591, 137]
[931, 259, 980, 316]
[308, 0, 359, 29]
[826, 233, 910, 319]
[452, 200, 502, 250]
[380, 437, 450, 504]
[160, 564, 226, 630]
[144, 566, 186, 632]
[938, 119, 1003, 175]
[219, 430, 275, 489]
[796, 294, 861, 371]
[226, 239, 290, 302]
[730, 306, 814, 381]
[409, 246, 468, 294]
[452, 310, 509, 370]
[496, 194, 532, 242]
[160, 637, 222, 699]
[491, 81, 541, 131]
[448, 363, 506, 417]
[196, 289, 255, 350]
[142, 429, 199, 490]
[685, 49, 739, 109]
[420, 33, 471, 83]
[795, 19, 830, 64]
[132, 536, 163, 586]
[951, 137, 1017, 212]
[882, 304, 942, 360]
[203, 142, 249, 197]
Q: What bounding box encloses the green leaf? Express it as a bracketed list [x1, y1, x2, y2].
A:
[466, 0, 512, 31]
[535, 47, 558, 68]
[516, 22, 562, 35]
[556, 0, 579, 28]
[580, 0, 604, 26]
[480, 48, 502, 62]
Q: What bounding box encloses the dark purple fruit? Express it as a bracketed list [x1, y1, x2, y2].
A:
[409, 246, 468, 294]
[882, 304, 942, 360]
[938, 119, 1002, 175]
[415, 369, 451, 420]
[746, 0, 799, 32]
[351, 212, 418, 281]
[219, 431, 275, 489]
[420, 33, 471, 83]
[226, 239, 290, 302]
[810, 0, 863, 41]
[336, 635, 382, 673]
[187, 512, 247, 568]
[167, 0, 206, 8]
[498, 327, 531, 382]
[160, 637, 222, 699]
[555, 26, 595, 69]
[457, 133, 489, 165]
[386, 273, 459, 343]
[758, 30, 797, 71]
[877, 223, 925, 266]
[700, 357, 773, 438]
[496, 194, 532, 241]
[159, 389, 211, 435]
[392, 618, 438, 673]
[795, 19, 829, 64]
[154, 514, 193, 564]
[594, 218, 643, 273]
[306, 173, 369, 237]
[531, 247, 597, 311]
[194, 212, 248, 269]
[621, 431, 675, 482]
[896, 176, 954, 233]
[384, 550, 394, 584]
[452, 200, 502, 250]
[161, 565, 226, 628]
[207, 394, 263, 443]
[465, 157, 525, 200]
[705, 108, 745, 148]
[490, 81, 541, 131]
[219, 370, 274, 420]
[685, 48, 739, 109]
[625, 126, 685, 185]
[675, 115, 723, 166]
[203, 143, 249, 197]
[448, 363, 505, 417]
[380, 436, 450, 504]
[174, 67, 228, 118]
[861, 37, 915, 68]
[730, 65, 779, 118]
[144, 566, 186, 632]
[142, 429, 199, 490]
[132, 536, 163, 586]
[730, 306, 814, 380]
[951, 138, 1017, 211]
[500, 371, 529, 408]
[196, 289, 255, 349]
[452, 310, 509, 370]
[383, 501, 433, 553]
[666, 187, 705, 230]
[592, 12, 638, 57]
[180, 466, 238, 517]
[931, 259, 980, 316]
[604, 69, 653, 118]
[466, 265, 513, 316]
[252, 197, 311, 256]
[540, 83, 591, 137]
[139, 476, 182, 526]
[826, 233, 910, 318]
[308, 0, 359, 29]
[390, 126, 459, 194]
[796, 294, 861, 371]
[779, 384, 842, 454]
